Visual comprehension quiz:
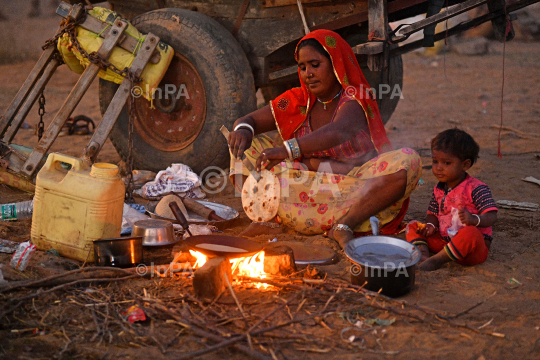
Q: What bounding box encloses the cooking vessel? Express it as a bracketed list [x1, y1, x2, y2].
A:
[184, 235, 264, 258]
[344, 217, 420, 297]
[132, 219, 179, 246]
[93, 236, 143, 268]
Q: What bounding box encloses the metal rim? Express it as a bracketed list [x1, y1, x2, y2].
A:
[344, 236, 421, 269]
[131, 52, 207, 152]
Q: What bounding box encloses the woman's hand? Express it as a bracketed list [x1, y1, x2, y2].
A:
[255, 146, 289, 172]
[228, 129, 253, 159]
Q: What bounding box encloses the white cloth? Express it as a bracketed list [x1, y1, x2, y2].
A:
[142, 164, 205, 199]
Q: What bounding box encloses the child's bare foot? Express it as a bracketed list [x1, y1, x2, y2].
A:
[418, 249, 452, 271]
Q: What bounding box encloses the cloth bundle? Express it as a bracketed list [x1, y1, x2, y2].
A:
[142, 164, 205, 200]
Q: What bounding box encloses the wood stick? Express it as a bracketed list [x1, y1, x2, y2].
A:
[1, 275, 138, 319]
[0, 266, 131, 293]
[450, 291, 497, 319]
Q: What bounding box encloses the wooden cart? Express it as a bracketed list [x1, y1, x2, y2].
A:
[0, 0, 537, 177]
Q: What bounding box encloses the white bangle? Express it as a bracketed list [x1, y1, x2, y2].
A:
[283, 142, 293, 160]
[234, 123, 254, 136]
[473, 214, 481, 227]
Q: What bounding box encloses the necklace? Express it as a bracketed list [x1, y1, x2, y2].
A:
[317, 90, 341, 110]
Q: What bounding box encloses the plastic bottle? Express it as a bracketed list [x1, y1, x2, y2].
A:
[0, 200, 34, 221]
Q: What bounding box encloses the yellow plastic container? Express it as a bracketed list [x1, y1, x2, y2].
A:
[31, 154, 125, 262]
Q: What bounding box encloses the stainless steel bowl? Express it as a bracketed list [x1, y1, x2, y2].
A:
[132, 219, 178, 246]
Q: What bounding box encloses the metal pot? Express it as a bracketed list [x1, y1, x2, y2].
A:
[132, 219, 178, 246]
[93, 236, 143, 268]
[344, 217, 421, 297]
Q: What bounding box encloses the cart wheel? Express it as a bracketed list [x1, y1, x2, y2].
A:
[99, 9, 256, 173]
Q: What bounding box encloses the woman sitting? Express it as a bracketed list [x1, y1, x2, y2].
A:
[227, 29, 422, 248]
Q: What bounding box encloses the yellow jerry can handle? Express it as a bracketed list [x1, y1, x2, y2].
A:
[43, 153, 88, 173]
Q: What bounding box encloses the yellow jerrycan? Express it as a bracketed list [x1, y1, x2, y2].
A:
[31, 153, 125, 262]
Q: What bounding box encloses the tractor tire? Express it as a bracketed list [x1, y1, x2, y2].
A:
[99, 8, 256, 173]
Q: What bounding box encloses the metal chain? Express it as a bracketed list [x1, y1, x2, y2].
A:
[37, 93, 46, 140]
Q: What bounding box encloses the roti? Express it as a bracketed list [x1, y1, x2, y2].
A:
[195, 243, 248, 253]
[241, 170, 280, 222]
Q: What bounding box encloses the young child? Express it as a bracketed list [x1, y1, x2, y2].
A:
[407, 129, 498, 271]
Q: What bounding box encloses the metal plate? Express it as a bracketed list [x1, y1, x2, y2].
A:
[184, 235, 263, 258]
[275, 241, 338, 265]
[146, 200, 239, 225]
[344, 236, 421, 268]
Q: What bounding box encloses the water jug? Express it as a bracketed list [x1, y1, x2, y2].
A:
[31, 153, 125, 262]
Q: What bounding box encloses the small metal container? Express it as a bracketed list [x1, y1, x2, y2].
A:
[93, 236, 143, 268]
[132, 219, 178, 246]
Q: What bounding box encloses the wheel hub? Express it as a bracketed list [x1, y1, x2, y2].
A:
[131, 53, 206, 152]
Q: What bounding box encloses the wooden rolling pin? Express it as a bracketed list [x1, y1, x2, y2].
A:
[170, 193, 225, 221]
[182, 197, 225, 221]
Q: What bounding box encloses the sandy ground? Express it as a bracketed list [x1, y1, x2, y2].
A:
[0, 2, 540, 359]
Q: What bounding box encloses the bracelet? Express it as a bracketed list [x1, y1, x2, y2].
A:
[286, 138, 302, 159]
[234, 123, 255, 136]
[332, 223, 354, 234]
[283, 142, 293, 160]
[426, 222, 437, 230]
[472, 214, 481, 227]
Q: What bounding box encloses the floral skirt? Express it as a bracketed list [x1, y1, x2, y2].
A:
[230, 132, 422, 235]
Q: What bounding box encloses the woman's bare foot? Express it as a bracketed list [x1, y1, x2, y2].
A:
[328, 228, 355, 249]
[239, 222, 283, 237]
[418, 250, 452, 271]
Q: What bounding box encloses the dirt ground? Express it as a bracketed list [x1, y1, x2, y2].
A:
[1, 2, 540, 359]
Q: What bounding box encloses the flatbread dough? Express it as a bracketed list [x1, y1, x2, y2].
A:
[195, 243, 247, 253]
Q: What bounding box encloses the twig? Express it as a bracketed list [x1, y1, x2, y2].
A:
[0, 267, 131, 293]
[450, 291, 497, 319]
[224, 273, 248, 322]
[1, 275, 138, 319]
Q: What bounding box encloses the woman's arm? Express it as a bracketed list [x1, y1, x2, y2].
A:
[228, 105, 276, 159]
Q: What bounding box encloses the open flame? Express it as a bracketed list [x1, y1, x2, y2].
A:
[189, 250, 268, 288]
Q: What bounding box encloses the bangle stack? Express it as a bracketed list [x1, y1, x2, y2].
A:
[472, 214, 481, 227]
[234, 123, 255, 136]
[284, 138, 301, 160]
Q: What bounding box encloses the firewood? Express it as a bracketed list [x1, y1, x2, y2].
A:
[263, 245, 296, 276]
[193, 256, 232, 301]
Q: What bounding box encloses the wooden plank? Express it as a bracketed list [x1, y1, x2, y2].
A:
[21, 20, 129, 178]
[392, 0, 488, 41]
[0, 47, 56, 138]
[262, 0, 329, 8]
[84, 33, 160, 162]
[353, 42, 384, 55]
[487, 0, 515, 42]
[367, 0, 388, 71]
[57, 2, 161, 64]
[3, 60, 60, 143]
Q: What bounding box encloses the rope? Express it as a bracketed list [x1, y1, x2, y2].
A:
[498, 3, 510, 159]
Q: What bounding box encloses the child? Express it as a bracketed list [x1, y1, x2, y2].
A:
[407, 129, 498, 271]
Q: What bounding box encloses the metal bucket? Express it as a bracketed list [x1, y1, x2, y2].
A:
[93, 236, 143, 268]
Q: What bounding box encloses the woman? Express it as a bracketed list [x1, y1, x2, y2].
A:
[227, 30, 422, 248]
